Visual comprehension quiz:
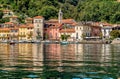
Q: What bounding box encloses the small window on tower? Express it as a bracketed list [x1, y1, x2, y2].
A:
[39, 20, 41, 23]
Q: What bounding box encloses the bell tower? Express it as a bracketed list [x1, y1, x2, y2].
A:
[58, 8, 63, 23]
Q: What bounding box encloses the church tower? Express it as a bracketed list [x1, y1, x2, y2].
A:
[33, 16, 44, 41]
[58, 8, 63, 23]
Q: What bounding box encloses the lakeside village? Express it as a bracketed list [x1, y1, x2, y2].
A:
[0, 9, 120, 44]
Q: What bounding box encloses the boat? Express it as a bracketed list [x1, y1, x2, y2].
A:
[60, 41, 69, 45]
[1, 40, 9, 43]
[9, 40, 16, 45]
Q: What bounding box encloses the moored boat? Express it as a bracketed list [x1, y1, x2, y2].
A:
[9, 40, 16, 45]
[60, 41, 69, 45]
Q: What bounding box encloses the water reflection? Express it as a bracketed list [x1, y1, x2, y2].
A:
[0, 43, 119, 79]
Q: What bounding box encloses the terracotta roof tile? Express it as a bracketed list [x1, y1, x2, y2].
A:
[46, 22, 63, 29]
[26, 24, 34, 28]
[34, 16, 43, 19]
[10, 27, 19, 30]
[48, 19, 76, 25]
[4, 22, 14, 25]
[0, 28, 10, 31]
[19, 24, 34, 28]
[19, 24, 27, 28]
[60, 28, 75, 33]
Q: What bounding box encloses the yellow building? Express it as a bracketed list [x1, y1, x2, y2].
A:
[0, 22, 19, 41]
[18, 24, 34, 41]
[19, 24, 28, 40]
[0, 28, 10, 41]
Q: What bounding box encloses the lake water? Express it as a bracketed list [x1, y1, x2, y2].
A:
[0, 43, 119, 79]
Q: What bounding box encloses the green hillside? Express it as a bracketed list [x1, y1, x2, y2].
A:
[0, 0, 120, 23]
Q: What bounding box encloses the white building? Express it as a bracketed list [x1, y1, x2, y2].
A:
[75, 22, 91, 40]
[33, 16, 44, 41]
[100, 24, 112, 39]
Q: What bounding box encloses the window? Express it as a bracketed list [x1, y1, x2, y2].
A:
[35, 20, 37, 23]
[80, 27, 81, 30]
[56, 33, 57, 39]
[39, 20, 41, 23]
[37, 24, 39, 27]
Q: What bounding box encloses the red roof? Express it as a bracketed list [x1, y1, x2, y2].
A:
[19, 24, 34, 28]
[4, 22, 14, 25]
[34, 16, 43, 19]
[10, 26, 19, 30]
[48, 19, 76, 25]
[0, 28, 10, 31]
[10, 28, 18, 30]
[19, 24, 27, 28]
[45, 22, 63, 29]
[60, 28, 75, 33]
[26, 24, 34, 28]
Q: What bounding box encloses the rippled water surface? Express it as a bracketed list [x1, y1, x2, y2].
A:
[0, 43, 120, 79]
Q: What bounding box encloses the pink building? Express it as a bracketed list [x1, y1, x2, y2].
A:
[91, 25, 101, 37]
[44, 9, 77, 41]
[44, 19, 77, 41]
[44, 21, 62, 40]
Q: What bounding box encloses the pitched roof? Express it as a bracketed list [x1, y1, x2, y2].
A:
[34, 16, 43, 19]
[19, 24, 34, 28]
[26, 24, 34, 28]
[48, 19, 77, 25]
[0, 28, 10, 31]
[19, 24, 27, 28]
[45, 22, 63, 29]
[10, 26, 19, 30]
[60, 28, 75, 33]
[4, 22, 14, 25]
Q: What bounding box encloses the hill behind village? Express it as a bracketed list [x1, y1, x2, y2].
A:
[0, 0, 120, 23]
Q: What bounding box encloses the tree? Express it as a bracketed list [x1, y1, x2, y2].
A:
[36, 29, 42, 40]
[1, 0, 120, 23]
[0, 10, 3, 19]
[110, 30, 120, 39]
[39, 6, 57, 20]
[99, 32, 103, 38]
[0, 17, 10, 23]
[111, 12, 120, 23]
[61, 34, 70, 41]
[28, 31, 33, 40]
[82, 33, 86, 40]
